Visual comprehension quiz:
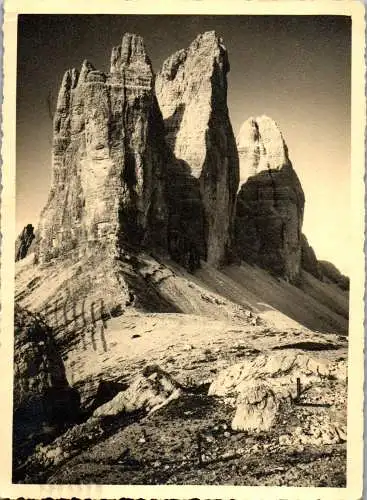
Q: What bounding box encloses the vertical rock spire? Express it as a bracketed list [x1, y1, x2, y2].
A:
[156, 31, 239, 267]
[234, 116, 305, 282]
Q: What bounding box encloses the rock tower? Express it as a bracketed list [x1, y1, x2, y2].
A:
[156, 31, 239, 266]
[235, 116, 305, 282]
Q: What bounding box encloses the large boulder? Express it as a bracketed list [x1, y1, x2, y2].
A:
[235, 116, 305, 282]
[209, 351, 346, 433]
[231, 383, 280, 432]
[156, 31, 239, 267]
[13, 305, 80, 458]
[93, 364, 182, 418]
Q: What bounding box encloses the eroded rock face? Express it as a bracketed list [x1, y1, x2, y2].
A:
[13, 305, 80, 455]
[235, 116, 305, 282]
[156, 31, 239, 267]
[36, 33, 168, 264]
[232, 383, 280, 432]
[15, 224, 36, 261]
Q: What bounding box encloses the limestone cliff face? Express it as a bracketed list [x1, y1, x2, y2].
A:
[15, 224, 36, 261]
[36, 34, 168, 264]
[156, 31, 239, 267]
[235, 116, 305, 282]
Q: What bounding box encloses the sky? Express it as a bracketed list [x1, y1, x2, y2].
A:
[16, 15, 351, 274]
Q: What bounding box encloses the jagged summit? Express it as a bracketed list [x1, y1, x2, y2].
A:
[110, 33, 152, 74]
[16, 31, 348, 327]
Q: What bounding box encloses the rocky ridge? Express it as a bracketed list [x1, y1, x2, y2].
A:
[301, 233, 323, 280]
[319, 260, 350, 291]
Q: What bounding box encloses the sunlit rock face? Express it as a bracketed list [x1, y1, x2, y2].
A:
[235, 116, 305, 282]
[237, 115, 291, 187]
[156, 31, 239, 267]
[36, 33, 168, 264]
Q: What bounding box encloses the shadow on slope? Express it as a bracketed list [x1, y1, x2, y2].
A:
[194, 262, 348, 335]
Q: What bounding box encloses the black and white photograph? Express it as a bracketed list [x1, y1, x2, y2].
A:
[1, 1, 365, 497]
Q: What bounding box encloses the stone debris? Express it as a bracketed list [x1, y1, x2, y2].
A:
[209, 351, 346, 433]
[209, 351, 346, 398]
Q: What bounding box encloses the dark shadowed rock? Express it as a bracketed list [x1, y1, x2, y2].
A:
[13, 305, 80, 461]
[235, 116, 305, 282]
[301, 233, 323, 279]
[15, 224, 36, 261]
[156, 31, 239, 267]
